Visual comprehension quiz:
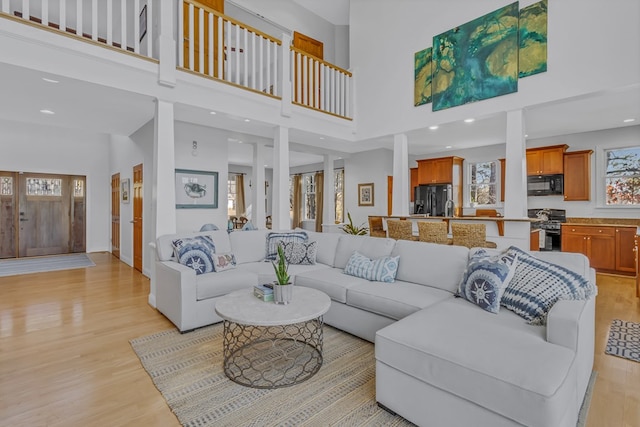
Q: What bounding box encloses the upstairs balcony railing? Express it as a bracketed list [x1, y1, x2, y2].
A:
[1, 0, 157, 59]
[1, 0, 353, 120]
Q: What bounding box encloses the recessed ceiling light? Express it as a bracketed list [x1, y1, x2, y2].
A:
[464, 118, 475, 123]
[210, 111, 217, 115]
[525, 134, 529, 137]
[429, 125, 439, 130]
[40, 109, 55, 115]
[445, 145, 452, 149]
[244, 119, 250, 122]
[623, 118, 635, 123]
[319, 137, 325, 140]
[42, 77, 59, 83]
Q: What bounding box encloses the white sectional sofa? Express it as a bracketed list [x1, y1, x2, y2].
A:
[154, 228, 596, 427]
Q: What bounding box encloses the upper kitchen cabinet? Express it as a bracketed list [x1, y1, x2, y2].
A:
[564, 150, 593, 201]
[417, 156, 464, 185]
[526, 145, 568, 175]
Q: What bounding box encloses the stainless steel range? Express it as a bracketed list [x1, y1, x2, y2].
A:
[528, 208, 566, 251]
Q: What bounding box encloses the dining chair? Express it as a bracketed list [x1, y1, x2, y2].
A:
[417, 221, 451, 245]
[451, 223, 497, 248]
[387, 220, 415, 241]
[368, 216, 386, 238]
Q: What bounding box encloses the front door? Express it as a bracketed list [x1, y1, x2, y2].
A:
[111, 173, 120, 259]
[18, 173, 71, 257]
[0, 172, 17, 258]
[133, 164, 143, 272]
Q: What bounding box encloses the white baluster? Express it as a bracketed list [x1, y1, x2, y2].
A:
[266, 38, 272, 94]
[188, 3, 194, 70]
[320, 64, 325, 111]
[217, 16, 223, 78]
[120, 0, 126, 50]
[133, 0, 139, 52]
[198, 7, 204, 73]
[91, 0, 97, 40]
[76, 0, 82, 37]
[249, 32, 256, 90]
[106, 0, 112, 45]
[242, 29, 248, 87]
[272, 40, 278, 96]
[258, 36, 264, 92]
[177, 0, 183, 67]
[58, 0, 65, 32]
[1, 0, 9, 14]
[330, 69, 336, 114]
[314, 60, 320, 109]
[224, 19, 231, 81]
[345, 72, 351, 118]
[22, 0, 29, 21]
[41, 0, 48, 27]
[207, 11, 213, 76]
[146, 0, 153, 57]
[234, 24, 240, 83]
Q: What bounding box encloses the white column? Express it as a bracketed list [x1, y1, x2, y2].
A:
[251, 143, 266, 229]
[504, 109, 527, 218]
[392, 133, 410, 216]
[323, 154, 336, 229]
[272, 126, 290, 230]
[149, 98, 176, 307]
[280, 33, 292, 118]
[157, 0, 176, 86]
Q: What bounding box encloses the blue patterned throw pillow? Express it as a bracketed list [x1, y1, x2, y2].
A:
[344, 251, 400, 283]
[457, 249, 518, 314]
[265, 231, 308, 260]
[282, 241, 317, 265]
[172, 236, 216, 275]
[501, 246, 597, 325]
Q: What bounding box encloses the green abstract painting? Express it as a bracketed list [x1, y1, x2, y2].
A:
[415, 47, 433, 106]
[432, 2, 519, 111]
[519, 0, 548, 78]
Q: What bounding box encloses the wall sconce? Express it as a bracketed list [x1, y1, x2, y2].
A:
[191, 140, 198, 156]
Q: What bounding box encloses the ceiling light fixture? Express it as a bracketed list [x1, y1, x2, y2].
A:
[40, 109, 55, 115]
[623, 118, 635, 123]
[445, 145, 452, 149]
[429, 125, 439, 130]
[319, 137, 325, 140]
[244, 119, 250, 122]
[42, 77, 59, 83]
[210, 111, 217, 115]
[464, 118, 475, 123]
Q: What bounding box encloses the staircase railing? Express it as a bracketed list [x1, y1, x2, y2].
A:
[1, 0, 157, 60]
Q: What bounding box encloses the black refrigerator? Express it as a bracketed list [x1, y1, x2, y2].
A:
[414, 184, 452, 216]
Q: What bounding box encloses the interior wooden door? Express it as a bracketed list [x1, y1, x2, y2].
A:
[0, 172, 17, 259]
[183, 0, 224, 76]
[111, 173, 120, 259]
[133, 164, 143, 272]
[18, 173, 70, 257]
[293, 31, 324, 106]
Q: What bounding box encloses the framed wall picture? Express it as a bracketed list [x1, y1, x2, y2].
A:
[358, 183, 374, 206]
[139, 5, 147, 42]
[175, 169, 218, 209]
[121, 178, 130, 204]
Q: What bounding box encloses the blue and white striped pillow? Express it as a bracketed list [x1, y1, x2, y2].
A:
[265, 231, 308, 260]
[500, 246, 596, 325]
[344, 251, 400, 283]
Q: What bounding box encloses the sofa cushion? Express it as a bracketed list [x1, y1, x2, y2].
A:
[375, 297, 577, 427]
[156, 230, 231, 262]
[295, 268, 370, 303]
[212, 252, 237, 272]
[265, 231, 308, 260]
[457, 248, 518, 314]
[391, 240, 469, 293]
[347, 280, 451, 320]
[302, 230, 341, 266]
[334, 234, 396, 269]
[172, 235, 217, 275]
[501, 246, 596, 325]
[195, 269, 259, 300]
[282, 241, 317, 265]
[229, 229, 269, 264]
[344, 251, 399, 283]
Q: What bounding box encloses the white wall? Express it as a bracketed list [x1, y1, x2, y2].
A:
[350, 0, 640, 141]
[0, 119, 111, 253]
[344, 148, 393, 228]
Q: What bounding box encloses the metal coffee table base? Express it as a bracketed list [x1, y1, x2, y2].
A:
[222, 317, 324, 389]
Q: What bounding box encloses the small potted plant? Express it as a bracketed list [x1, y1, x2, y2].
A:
[340, 212, 369, 235]
[272, 243, 292, 304]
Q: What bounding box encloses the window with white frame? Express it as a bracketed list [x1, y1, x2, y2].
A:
[468, 161, 498, 206]
[227, 175, 237, 216]
[605, 146, 640, 205]
[334, 169, 344, 223]
[303, 173, 316, 220]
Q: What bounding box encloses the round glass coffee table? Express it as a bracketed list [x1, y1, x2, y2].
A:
[215, 286, 331, 389]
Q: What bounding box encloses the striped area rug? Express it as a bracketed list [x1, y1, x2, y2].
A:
[0, 253, 95, 277]
[130, 324, 414, 427]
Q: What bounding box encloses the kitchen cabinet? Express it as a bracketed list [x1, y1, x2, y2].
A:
[410, 167, 418, 202]
[564, 150, 592, 201]
[416, 156, 463, 185]
[526, 145, 567, 176]
[561, 224, 637, 275]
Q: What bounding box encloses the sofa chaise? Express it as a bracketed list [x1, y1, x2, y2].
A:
[154, 228, 596, 427]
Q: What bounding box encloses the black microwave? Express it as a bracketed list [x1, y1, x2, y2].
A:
[527, 174, 563, 196]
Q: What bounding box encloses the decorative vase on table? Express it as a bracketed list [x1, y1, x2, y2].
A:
[272, 244, 292, 304]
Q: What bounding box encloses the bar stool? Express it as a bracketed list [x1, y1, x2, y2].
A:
[451, 223, 497, 248]
[417, 222, 451, 245]
[387, 220, 415, 241]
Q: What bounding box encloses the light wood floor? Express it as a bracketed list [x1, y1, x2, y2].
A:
[0, 253, 638, 426]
